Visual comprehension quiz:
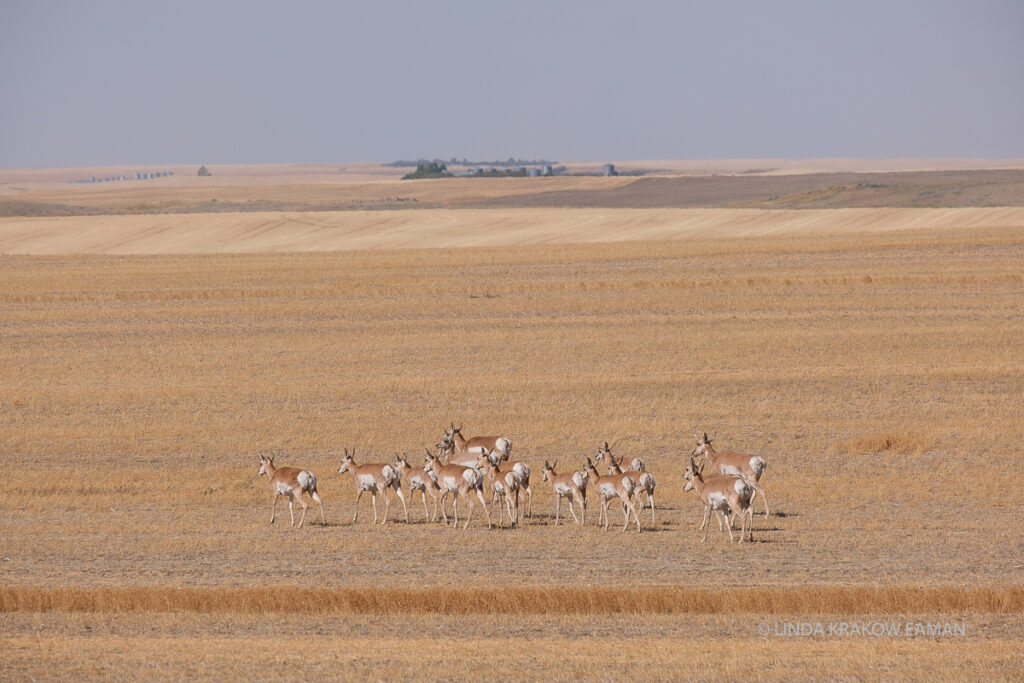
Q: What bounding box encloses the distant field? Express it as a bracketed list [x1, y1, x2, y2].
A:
[3, 206, 1024, 254]
[4, 161, 1024, 217]
[1, 163, 1022, 678]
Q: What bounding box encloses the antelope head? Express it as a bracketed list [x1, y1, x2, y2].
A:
[541, 460, 556, 482]
[423, 448, 440, 473]
[435, 437, 453, 457]
[337, 448, 357, 475]
[596, 441, 612, 463]
[257, 453, 273, 476]
[682, 457, 704, 492]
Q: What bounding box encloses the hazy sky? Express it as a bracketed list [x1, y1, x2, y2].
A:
[2, 1, 1022, 167]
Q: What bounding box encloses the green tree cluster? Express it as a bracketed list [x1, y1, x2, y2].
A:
[401, 162, 448, 179]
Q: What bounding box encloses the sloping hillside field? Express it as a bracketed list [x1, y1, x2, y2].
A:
[1, 166, 1022, 679]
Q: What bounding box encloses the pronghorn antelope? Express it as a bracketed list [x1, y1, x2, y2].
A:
[692, 433, 769, 517]
[477, 455, 523, 528]
[423, 451, 493, 529]
[540, 460, 587, 526]
[257, 453, 325, 528]
[584, 457, 642, 533]
[481, 447, 533, 518]
[337, 448, 409, 525]
[395, 453, 442, 522]
[444, 423, 512, 461]
[596, 442, 656, 523]
[598, 441, 645, 472]
[682, 457, 753, 543]
[436, 435, 480, 468]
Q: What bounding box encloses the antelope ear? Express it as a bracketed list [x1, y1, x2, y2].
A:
[552, 460, 557, 469]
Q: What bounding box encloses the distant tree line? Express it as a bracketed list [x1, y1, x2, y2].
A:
[389, 157, 557, 168]
[401, 162, 449, 179]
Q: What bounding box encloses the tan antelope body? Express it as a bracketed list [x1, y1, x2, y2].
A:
[478, 455, 523, 527]
[597, 443, 656, 523]
[257, 453, 325, 528]
[444, 423, 512, 461]
[395, 454, 442, 522]
[541, 460, 587, 526]
[584, 457, 642, 533]
[482, 447, 533, 518]
[337, 449, 408, 525]
[423, 452, 493, 529]
[682, 458, 753, 543]
[693, 433, 769, 516]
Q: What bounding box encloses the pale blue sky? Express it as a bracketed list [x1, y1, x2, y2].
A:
[1, 1, 1022, 167]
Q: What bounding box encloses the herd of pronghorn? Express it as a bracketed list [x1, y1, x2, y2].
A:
[256, 424, 770, 542]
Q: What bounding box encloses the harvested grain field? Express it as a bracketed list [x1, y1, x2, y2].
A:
[1, 163, 1023, 679]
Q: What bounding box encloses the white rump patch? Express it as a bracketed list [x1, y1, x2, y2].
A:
[571, 472, 585, 489]
[750, 457, 767, 476]
[297, 470, 316, 491]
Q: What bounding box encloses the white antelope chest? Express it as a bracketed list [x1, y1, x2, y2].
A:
[356, 473, 380, 491]
[438, 474, 461, 491]
[275, 481, 294, 496]
[706, 492, 729, 510]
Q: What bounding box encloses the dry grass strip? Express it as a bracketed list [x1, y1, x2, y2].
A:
[2, 586, 1020, 615]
